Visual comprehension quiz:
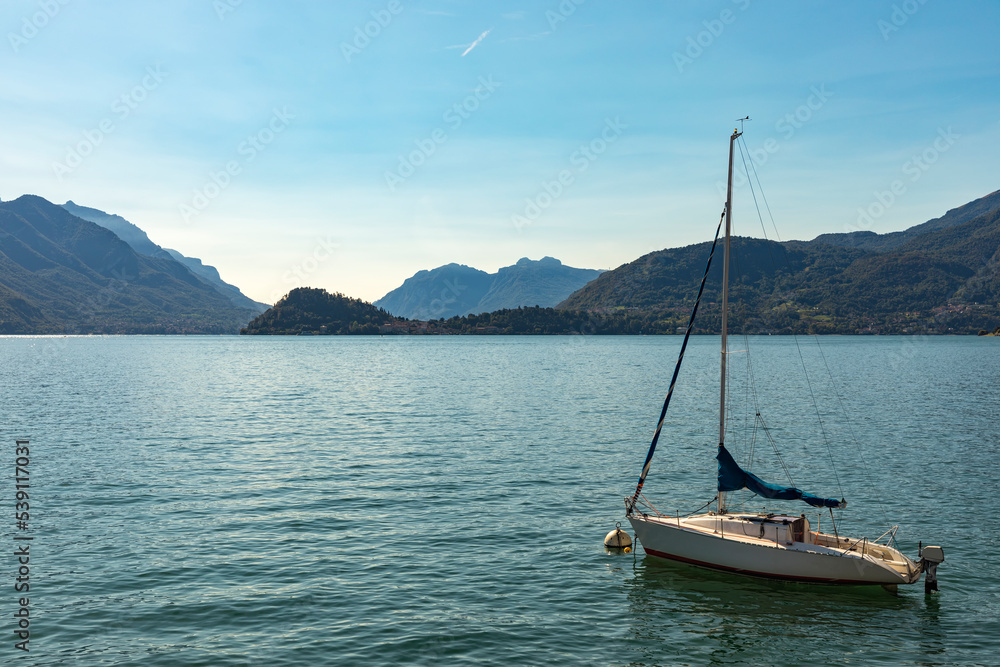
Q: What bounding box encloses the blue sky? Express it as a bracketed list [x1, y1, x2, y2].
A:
[2, 1, 998, 304]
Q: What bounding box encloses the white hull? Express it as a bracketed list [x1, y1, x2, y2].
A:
[628, 512, 921, 586]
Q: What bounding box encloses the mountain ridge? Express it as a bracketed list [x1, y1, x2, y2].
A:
[375, 256, 602, 319]
[0, 195, 258, 334]
[61, 201, 268, 313]
[557, 188, 1000, 334]
[810, 188, 1000, 252]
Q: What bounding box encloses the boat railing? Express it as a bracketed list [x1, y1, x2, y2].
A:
[833, 526, 899, 558]
[627, 496, 721, 521]
[872, 525, 899, 546]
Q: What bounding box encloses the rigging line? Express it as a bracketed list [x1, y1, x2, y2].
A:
[740, 135, 783, 242]
[736, 138, 768, 242]
[734, 344, 756, 513]
[681, 495, 719, 517]
[746, 360, 758, 470]
[626, 209, 725, 515]
[743, 331, 766, 473]
[810, 336, 894, 534]
[737, 136, 793, 274]
[734, 249, 756, 471]
[725, 235, 753, 467]
[736, 259, 757, 470]
[742, 328, 752, 465]
[723, 277, 754, 497]
[793, 336, 845, 498]
[726, 250, 737, 411]
[737, 134, 843, 501]
[732, 139, 785, 488]
[726, 142, 776, 504]
[724, 158, 751, 463]
[759, 412, 795, 487]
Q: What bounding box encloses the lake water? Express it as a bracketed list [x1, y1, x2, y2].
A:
[2, 335, 998, 665]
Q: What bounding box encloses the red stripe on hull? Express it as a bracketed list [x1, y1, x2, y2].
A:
[642, 547, 889, 586]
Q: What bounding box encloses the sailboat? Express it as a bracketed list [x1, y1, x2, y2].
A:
[623, 128, 943, 588]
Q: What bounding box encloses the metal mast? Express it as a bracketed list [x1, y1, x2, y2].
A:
[718, 128, 740, 514]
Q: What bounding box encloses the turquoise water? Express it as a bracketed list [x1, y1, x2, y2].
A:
[1, 335, 998, 665]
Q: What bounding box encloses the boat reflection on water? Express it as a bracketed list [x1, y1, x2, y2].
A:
[620, 554, 939, 665]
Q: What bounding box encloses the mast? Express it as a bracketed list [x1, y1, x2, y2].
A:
[718, 128, 740, 514]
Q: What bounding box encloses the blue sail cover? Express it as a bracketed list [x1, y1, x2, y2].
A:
[717, 445, 844, 509]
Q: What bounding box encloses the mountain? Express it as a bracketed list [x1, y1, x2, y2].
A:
[375, 257, 602, 319]
[811, 188, 1000, 253]
[564, 233, 880, 312]
[241, 287, 399, 334]
[558, 190, 1000, 334]
[476, 257, 603, 313]
[61, 200, 167, 257]
[0, 195, 258, 334]
[62, 201, 268, 313]
[374, 263, 492, 320]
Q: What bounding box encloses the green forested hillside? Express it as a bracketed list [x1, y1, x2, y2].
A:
[241, 287, 400, 334]
[556, 195, 1000, 335]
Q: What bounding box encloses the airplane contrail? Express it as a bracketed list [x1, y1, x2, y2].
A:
[461, 28, 492, 57]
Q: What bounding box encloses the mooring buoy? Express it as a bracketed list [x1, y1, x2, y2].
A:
[604, 522, 632, 549]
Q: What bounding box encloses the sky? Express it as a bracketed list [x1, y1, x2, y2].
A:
[2, 0, 998, 305]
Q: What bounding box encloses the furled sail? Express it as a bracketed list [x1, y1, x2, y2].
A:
[716, 445, 845, 509]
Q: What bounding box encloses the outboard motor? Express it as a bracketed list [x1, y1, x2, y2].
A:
[919, 545, 945, 594]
